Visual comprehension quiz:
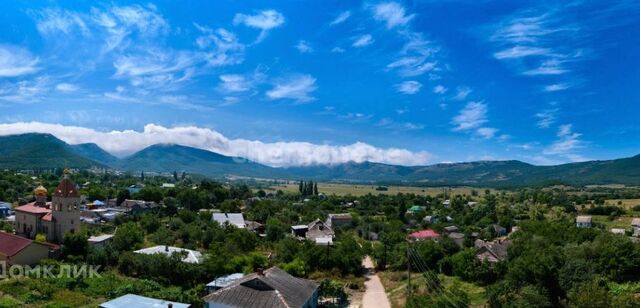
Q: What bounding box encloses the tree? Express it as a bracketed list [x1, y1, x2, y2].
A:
[113, 223, 144, 251]
[116, 189, 131, 206]
[314, 182, 318, 196]
[173, 171, 179, 181]
[62, 232, 89, 258]
[141, 171, 145, 182]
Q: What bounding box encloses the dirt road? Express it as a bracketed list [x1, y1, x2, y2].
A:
[361, 256, 391, 308]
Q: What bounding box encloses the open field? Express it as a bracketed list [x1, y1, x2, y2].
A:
[592, 215, 635, 229]
[264, 183, 493, 197]
[606, 199, 640, 210]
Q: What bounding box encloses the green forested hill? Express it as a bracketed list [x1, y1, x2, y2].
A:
[0, 134, 103, 169]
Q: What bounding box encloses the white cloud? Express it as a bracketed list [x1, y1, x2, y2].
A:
[233, 9, 285, 43]
[352, 34, 374, 47]
[331, 47, 345, 53]
[387, 32, 438, 77]
[113, 49, 197, 90]
[218, 74, 251, 93]
[33, 5, 169, 52]
[295, 40, 313, 53]
[0, 122, 432, 166]
[330, 11, 351, 26]
[266, 74, 317, 103]
[535, 108, 558, 128]
[452, 86, 472, 100]
[433, 85, 447, 94]
[452, 101, 488, 131]
[0, 45, 39, 77]
[476, 127, 498, 139]
[55, 83, 78, 92]
[523, 59, 568, 75]
[493, 46, 551, 59]
[543, 83, 570, 92]
[544, 124, 584, 156]
[395, 81, 422, 94]
[0, 77, 50, 103]
[371, 2, 414, 29]
[194, 25, 245, 67]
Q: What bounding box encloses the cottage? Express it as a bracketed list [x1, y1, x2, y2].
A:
[406, 205, 426, 215]
[88, 234, 114, 248]
[118, 199, 159, 215]
[0, 232, 59, 265]
[100, 294, 189, 308]
[212, 213, 246, 229]
[134, 245, 203, 264]
[576, 215, 592, 228]
[326, 213, 353, 228]
[161, 183, 176, 189]
[306, 219, 335, 245]
[245, 220, 265, 233]
[408, 229, 440, 241]
[443, 200, 451, 207]
[422, 215, 437, 224]
[447, 232, 466, 248]
[443, 226, 459, 234]
[202, 267, 319, 308]
[291, 224, 309, 238]
[492, 224, 507, 236]
[475, 239, 511, 263]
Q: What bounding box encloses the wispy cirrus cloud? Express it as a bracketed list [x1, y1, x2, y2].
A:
[266, 74, 317, 103]
[543, 83, 570, 92]
[0, 122, 432, 166]
[452, 101, 488, 131]
[543, 124, 586, 161]
[0, 45, 39, 77]
[295, 40, 313, 53]
[535, 108, 559, 128]
[352, 34, 374, 47]
[371, 2, 414, 29]
[395, 81, 422, 94]
[330, 11, 351, 26]
[233, 9, 285, 43]
[55, 83, 78, 92]
[433, 85, 447, 94]
[452, 86, 471, 100]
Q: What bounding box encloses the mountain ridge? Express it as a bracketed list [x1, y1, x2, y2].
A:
[1, 133, 638, 187]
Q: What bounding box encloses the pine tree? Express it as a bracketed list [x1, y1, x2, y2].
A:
[299, 181, 304, 194]
[173, 171, 178, 181]
[313, 182, 318, 195]
[141, 171, 145, 182]
[306, 181, 314, 196]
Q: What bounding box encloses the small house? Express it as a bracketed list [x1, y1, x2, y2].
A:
[447, 232, 466, 248]
[326, 213, 353, 228]
[422, 215, 437, 224]
[475, 239, 511, 263]
[202, 267, 318, 308]
[88, 234, 114, 248]
[408, 229, 440, 241]
[610, 228, 626, 235]
[0, 232, 59, 266]
[134, 245, 203, 264]
[443, 226, 459, 234]
[493, 224, 507, 236]
[306, 219, 335, 245]
[406, 205, 426, 215]
[576, 215, 592, 228]
[212, 213, 246, 229]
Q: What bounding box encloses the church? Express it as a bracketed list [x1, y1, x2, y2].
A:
[14, 169, 81, 243]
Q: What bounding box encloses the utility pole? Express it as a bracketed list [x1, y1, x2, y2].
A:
[407, 239, 411, 299]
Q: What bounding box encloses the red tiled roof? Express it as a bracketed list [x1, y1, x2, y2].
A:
[42, 212, 53, 222]
[409, 229, 440, 239]
[14, 202, 51, 215]
[54, 178, 79, 198]
[0, 232, 33, 257]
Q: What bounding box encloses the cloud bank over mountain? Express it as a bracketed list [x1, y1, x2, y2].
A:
[0, 122, 431, 167]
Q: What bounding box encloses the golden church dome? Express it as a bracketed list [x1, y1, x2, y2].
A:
[34, 185, 48, 196]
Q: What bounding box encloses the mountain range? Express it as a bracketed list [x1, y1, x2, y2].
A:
[0, 133, 638, 187]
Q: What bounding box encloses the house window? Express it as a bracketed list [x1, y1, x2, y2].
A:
[71, 219, 74, 225]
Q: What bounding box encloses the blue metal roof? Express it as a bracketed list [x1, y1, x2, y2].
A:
[100, 294, 190, 308]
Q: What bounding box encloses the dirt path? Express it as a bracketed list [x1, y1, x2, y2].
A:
[361, 256, 391, 308]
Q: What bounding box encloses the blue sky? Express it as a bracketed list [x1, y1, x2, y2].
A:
[0, 0, 638, 167]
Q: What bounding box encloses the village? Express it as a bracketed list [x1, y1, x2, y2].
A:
[1, 168, 640, 307]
